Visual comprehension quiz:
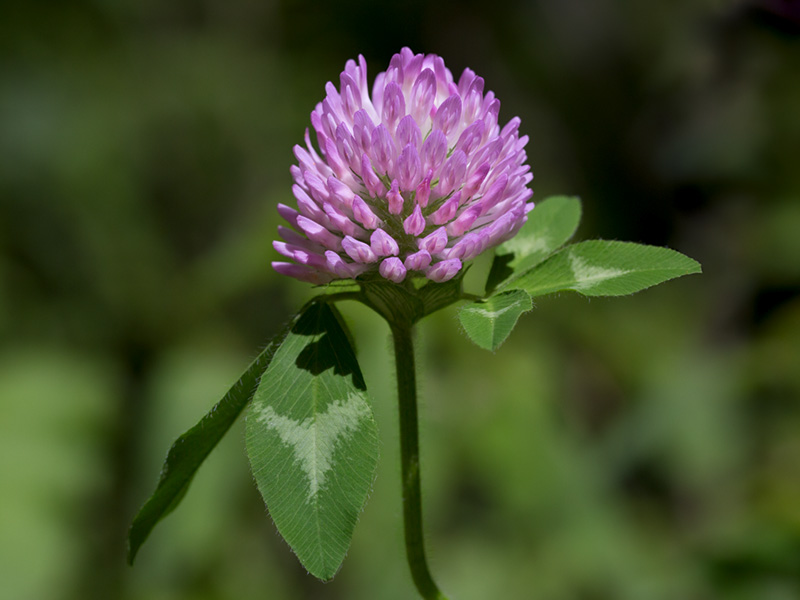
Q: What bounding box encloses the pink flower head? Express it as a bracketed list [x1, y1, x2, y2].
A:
[273, 47, 534, 285]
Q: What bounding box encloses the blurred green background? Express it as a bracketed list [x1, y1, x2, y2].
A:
[2, 0, 799, 598]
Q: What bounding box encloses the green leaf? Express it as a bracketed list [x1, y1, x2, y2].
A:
[487, 195, 582, 293]
[245, 301, 379, 581]
[127, 318, 294, 565]
[512, 240, 702, 298]
[458, 289, 532, 351]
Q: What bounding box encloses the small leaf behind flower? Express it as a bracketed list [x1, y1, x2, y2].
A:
[246, 301, 378, 581]
[127, 317, 295, 564]
[487, 196, 582, 293]
[459, 289, 532, 351]
[513, 240, 702, 298]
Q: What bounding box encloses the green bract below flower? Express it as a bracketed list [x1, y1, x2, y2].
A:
[273, 46, 534, 285]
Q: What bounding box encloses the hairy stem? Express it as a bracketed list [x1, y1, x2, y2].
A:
[390, 320, 448, 600]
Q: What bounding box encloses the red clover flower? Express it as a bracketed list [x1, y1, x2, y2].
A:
[130, 47, 702, 600]
[273, 47, 534, 285]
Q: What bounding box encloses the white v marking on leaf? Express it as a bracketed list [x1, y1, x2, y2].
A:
[568, 253, 628, 290]
[255, 393, 371, 500]
[462, 302, 520, 320]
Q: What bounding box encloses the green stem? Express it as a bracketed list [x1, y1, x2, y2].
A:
[390, 320, 449, 600]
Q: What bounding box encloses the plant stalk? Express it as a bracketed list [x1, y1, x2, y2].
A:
[390, 320, 448, 600]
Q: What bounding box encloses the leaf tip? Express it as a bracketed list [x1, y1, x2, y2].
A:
[126, 533, 139, 566]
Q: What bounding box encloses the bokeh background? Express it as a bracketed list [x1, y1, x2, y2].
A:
[2, 0, 799, 598]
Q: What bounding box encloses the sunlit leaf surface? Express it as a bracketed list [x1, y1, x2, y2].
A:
[488, 196, 582, 293]
[459, 290, 532, 351]
[512, 241, 702, 298]
[246, 301, 379, 581]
